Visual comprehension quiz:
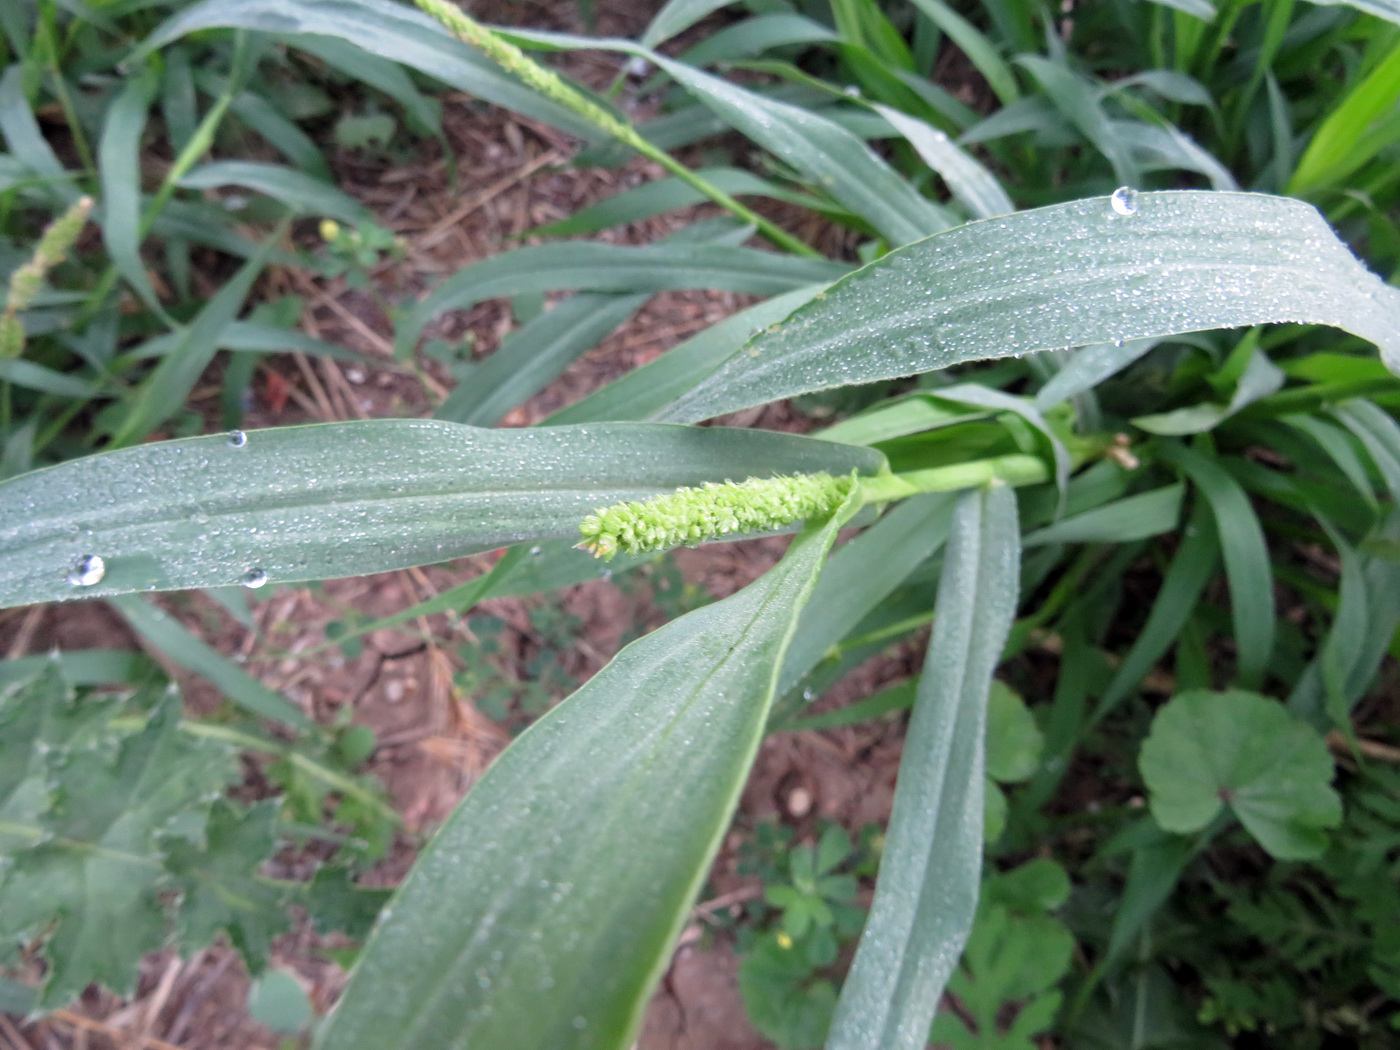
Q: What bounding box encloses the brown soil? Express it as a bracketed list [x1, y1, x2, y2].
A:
[0, 2, 921, 1046]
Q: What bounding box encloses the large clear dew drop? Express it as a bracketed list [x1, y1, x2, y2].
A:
[1109, 186, 1140, 217]
[66, 554, 105, 587]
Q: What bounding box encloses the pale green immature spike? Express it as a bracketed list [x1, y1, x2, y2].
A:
[4, 196, 93, 318]
[34, 196, 93, 266]
[0, 315, 23, 359]
[578, 472, 854, 561]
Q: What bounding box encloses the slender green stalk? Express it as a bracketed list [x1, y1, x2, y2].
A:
[855, 452, 1050, 503]
[37, 8, 94, 175]
[411, 0, 819, 258]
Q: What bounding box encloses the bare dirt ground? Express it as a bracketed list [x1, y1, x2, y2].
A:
[0, 2, 924, 1046]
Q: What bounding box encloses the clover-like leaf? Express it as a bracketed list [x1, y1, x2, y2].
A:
[985, 681, 1042, 784]
[1139, 689, 1341, 859]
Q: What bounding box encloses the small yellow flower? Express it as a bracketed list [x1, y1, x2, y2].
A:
[320, 219, 341, 243]
[775, 931, 793, 950]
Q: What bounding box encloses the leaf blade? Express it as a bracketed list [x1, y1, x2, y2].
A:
[0, 421, 882, 608]
[658, 191, 1400, 422]
[315, 503, 855, 1050]
[827, 483, 1021, 1050]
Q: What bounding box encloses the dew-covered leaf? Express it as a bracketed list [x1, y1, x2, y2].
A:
[1139, 689, 1341, 859]
[657, 192, 1400, 423]
[134, 0, 602, 140]
[0, 421, 881, 608]
[315, 503, 854, 1050]
[396, 241, 845, 356]
[828, 484, 1021, 1050]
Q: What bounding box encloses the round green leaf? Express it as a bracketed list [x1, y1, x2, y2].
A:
[985, 680, 1043, 784]
[1139, 689, 1341, 859]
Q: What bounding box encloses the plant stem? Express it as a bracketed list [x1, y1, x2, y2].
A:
[411, 0, 820, 258]
[856, 452, 1050, 504]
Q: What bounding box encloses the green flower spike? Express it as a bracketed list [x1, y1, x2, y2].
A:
[578, 472, 854, 561]
[3, 196, 92, 359]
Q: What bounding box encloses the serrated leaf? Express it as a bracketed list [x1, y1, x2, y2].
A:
[0, 420, 882, 608]
[657, 192, 1400, 423]
[314, 503, 854, 1050]
[169, 800, 290, 970]
[738, 933, 838, 1050]
[1139, 689, 1341, 859]
[0, 681, 238, 1006]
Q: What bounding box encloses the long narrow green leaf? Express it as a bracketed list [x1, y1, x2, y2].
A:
[1289, 508, 1400, 726]
[1023, 485, 1183, 547]
[179, 161, 371, 223]
[315, 501, 855, 1050]
[640, 0, 742, 47]
[871, 103, 1014, 219]
[675, 14, 839, 68]
[0, 421, 882, 608]
[0, 65, 68, 189]
[99, 67, 164, 316]
[1290, 41, 1400, 194]
[439, 223, 745, 426]
[436, 292, 647, 427]
[0, 359, 97, 399]
[396, 243, 846, 356]
[529, 168, 819, 238]
[777, 493, 955, 697]
[827, 483, 1020, 1050]
[1032, 339, 1158, 410]
[1017, 56, 1139, 185]
[0, 650, 156, 689]
[658, 191, 1400, 423]
[903, 0, 1019, 104]
[108, 595, 314, 731]
[547, 287, 825, 424]
[108, 229, 283, 448]
[133, 0, 602, 141]
[1312, 0, 1400, 24]
[507, 27, 957, 245]
[1161, 445, 1275, 687]
[1333, 398, 1400, 502]
[1094, 500, 1219, 720]
[646, 55, 955, 245]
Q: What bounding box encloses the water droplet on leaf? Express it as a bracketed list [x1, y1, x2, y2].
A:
[227, 429, 248, 448]
[1110, 186, 1139, 217]
[66, 554, 105, 587]
[241, 568, 269, 589]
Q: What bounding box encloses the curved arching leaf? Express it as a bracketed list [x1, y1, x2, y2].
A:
[658, 191, 1400, 422]
[133, 0, 602, 140]
[315, 501, 855, 1050]
[0, 421, 882, 608]
[396, 242, 846, 356]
